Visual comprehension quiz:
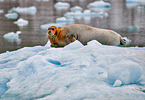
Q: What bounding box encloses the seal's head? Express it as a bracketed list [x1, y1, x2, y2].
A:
[48, 26, 58, 36]
[47, 26, 76, 47]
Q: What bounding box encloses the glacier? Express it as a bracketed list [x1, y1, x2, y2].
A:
[0, 40, 145, 100]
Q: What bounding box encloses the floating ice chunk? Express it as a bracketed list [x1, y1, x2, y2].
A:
[64, 40, 84, 50]
[54, 2, 70, 10]
[83, 10, 97, 17]
[16, 6, 37, 14]
[40, 23, 63, 30]
[14, 18, 28, 27]
[3, 31, 21, 43]
[87, 0, 111, 12]
[108, 60, 142, 85]
[113, 80, 122, 87]
[138, 0, 145, 5]
[3, 31, 21, 40]
[0, 9, 4, 14]
[5, 13, 18, 19]
[64, 11, 89, 18]
[10, 6, 37, 14]
[126, 26, 139, 31]
[137, 6, 145, 10]
[64, 11, 82, 18]
[64, 10, 107, 18]
[70, 6, 83, 12]
[126, 0, 139, 8]
[56, 17, 74, 25]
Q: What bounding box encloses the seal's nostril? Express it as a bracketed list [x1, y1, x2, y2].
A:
[48, 31, 51, 34]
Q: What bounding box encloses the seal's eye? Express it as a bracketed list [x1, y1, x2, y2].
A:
[52, 28, 55, 31]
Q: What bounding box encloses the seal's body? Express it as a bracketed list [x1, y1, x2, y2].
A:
[47, 24, 125, 47]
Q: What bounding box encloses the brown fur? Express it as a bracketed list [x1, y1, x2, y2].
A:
[47, 24, 125, 47]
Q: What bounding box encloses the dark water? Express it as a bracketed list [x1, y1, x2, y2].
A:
[0, 0, 145, 53]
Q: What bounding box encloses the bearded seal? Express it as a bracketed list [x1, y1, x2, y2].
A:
[47, 24, 125, 47]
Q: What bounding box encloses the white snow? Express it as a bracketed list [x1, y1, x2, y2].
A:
[0, 40, 145, 99]
[5, 13, 18, 19]
[14, 18, 29, 27]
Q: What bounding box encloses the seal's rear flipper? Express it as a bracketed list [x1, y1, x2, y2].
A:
[120, 37, 126, 45]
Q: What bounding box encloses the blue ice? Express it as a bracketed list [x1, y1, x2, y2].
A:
[0, 40, 145, 99]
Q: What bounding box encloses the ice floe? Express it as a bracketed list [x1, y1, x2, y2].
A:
[41, 23, 63, 30]
[137, 6, 145, 10]
[4, 13, 18, 19]
[54, 2, 70, 10]
[56, 17, 75, 25]
[64, 10, 108, 19]
[14, 18, 28, 27]
[126, 0, 139, 8]
[9, 6, 37, 15]
[138, 0, 145, 5]
[0, 40, 145, 99]
[3, 31, 21, 43]
[70, 6, 83, 12]
[87, 0, 111, 12]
